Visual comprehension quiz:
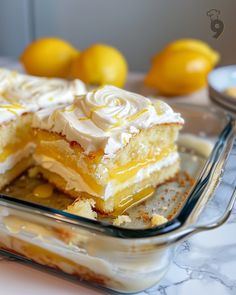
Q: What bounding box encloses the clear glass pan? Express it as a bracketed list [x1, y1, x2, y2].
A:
[0, 103, 235, 293]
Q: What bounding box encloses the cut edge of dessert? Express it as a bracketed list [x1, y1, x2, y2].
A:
[0, 68, 86, 190]
[32, 85, 184, 216]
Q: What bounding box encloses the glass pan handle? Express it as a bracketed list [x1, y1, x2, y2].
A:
[169, 186, 236, 244]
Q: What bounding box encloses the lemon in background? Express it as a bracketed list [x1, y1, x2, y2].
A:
[162, 39, 219, 66]
[70, 44, 128, 87]
[145, 39, 219, 96]
[20, 37, 79, 78]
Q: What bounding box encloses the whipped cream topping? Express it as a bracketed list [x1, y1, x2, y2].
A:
[0, 96, 27, 124]
[33, 86, 184, 156]
[0, 68, 86, 124]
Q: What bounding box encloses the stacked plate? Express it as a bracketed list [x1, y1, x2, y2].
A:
[208, 65, 236, 113]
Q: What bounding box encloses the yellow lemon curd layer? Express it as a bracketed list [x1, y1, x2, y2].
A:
[109, 145, 176, 182]
[0, 119, 33, 163]
[0, 156, 33, 190]
[34, 130, 177, 200]
[39, 160, 179, 215]
[38, 166, 156, 214]
[0, 140, 33, 163]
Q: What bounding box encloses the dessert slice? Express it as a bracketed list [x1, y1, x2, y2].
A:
[33, 86, 184, 214]
[0, 68, 86, 189]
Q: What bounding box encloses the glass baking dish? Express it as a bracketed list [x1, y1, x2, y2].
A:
[0, 103, 235, 293]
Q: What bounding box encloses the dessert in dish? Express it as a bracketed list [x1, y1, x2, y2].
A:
[0, 100, 230, 294]
[33, 85, 184, 214]
[0, 215, 163, 292]
[0, 68, 86, 189]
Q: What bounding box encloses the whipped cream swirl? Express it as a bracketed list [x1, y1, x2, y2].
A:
[0, 68, 86, 124]
[78, 86, 156, 131]
[3, 73, 86, 109]
[33, 86, 184, 156]
[0, 96, 26, 124]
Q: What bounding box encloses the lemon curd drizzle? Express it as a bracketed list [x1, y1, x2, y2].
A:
[33, 183, 54, 199]
[0, 103, 24, 109]
[155, 101, 165, 116]
[126, 108, 148, 122]
[89, 105, 107, 116]
[105, 108, 149, 132]
[76, 105, 107, 121]
[79, 117, 89, 121]
[95, 186, 155, 216]
[0, 103, 25, 116]
[113, 186, 155, 216]
[64, 104, 77, 113]
[72, 104, 150, 130]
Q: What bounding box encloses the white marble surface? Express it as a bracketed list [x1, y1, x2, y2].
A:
[0, 58, 236, 295]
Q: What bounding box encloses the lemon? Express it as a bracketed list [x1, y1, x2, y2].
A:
[20, 37, 79, 78]
[70, 44, 128, 87]
[146, 50, 212, 96]
[145, 39, 219, 96]
[164, 39, 219, 66]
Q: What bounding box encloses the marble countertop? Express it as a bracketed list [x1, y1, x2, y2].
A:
[0, 58, 236, 295]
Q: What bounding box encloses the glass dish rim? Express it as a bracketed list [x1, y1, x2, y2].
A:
[0, 103, 234, 239]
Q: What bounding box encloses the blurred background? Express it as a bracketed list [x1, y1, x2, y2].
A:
[0, 0, 235, 72]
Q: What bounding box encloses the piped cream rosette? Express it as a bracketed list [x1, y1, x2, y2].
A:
[77, 86, 158, 131]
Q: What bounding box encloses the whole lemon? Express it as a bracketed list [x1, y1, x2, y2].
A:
[146, 50, 212, 96]
[70, 44, 128, 87]
[145, 39, 219, 96]
[163, 39, 219, 66]
[20, 37, 79, 78]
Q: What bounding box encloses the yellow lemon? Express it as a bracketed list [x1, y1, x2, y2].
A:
[20, 37, 79, 78]
[163, 39, 219, 66]
[145, 39, 219, 96]
[70, 44, 128, 87]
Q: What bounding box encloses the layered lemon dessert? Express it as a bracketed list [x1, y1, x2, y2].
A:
[33, 86, 184, 214]
[0, 68, 86, 189]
